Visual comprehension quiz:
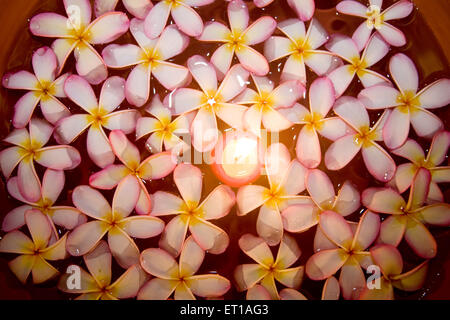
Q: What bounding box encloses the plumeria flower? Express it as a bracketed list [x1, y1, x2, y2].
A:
[337, 0, 413, 51]
[392, 131, 450, 203]
[94, 0, 153, 19]
[325, 33, 390, 97]
[234, 234, 304, 300]
[2, 169, 86, 235]
[359, 245, 428, 300]
[171, 56, 249, 152]
[198, 0, 276, 77]
[89, 130, 177, 215]
[362, 168, 450, 259]
[54, 75, 139, 168]
[264, 18, 335, 84]
[151, 163, 235, 256]
[325, 96, 396, 182]
[282, 168, 360, 234]
[232, 75, 305, 137]
[246, 284, 307, 300]
[144, 0, 214, 38]
[102, 19, 190, 107]
[306, 210, 379, 300]
[136, 95, 191, 153]
[2, 47, 70, 128]
[138, 236, 230, 300]
[278, 77, 348, 168]
[66, 175, 165, 268]
[237, 143, 311, 246]
[59, 241, 146, 300]
[358, 53, 450, 149]
[0, 118, 81, 203]
[0, 209, 68, 284]
[29, 0, 130, 84]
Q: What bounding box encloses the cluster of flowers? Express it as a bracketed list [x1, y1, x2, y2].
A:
[0, 0, 449, 300]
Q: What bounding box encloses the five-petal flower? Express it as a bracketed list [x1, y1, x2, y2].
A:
[138, 236, 230, 300]
[198, 0, 276, 77]
[2, 47, 70, 128]
[30, 0, 130, 84]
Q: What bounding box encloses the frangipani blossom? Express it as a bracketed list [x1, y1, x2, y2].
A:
[359, 245, 428, 300]
[358, 53, 450, 149]
[55, 75, 139, 168]
[30, 0, 130, 84]
[246, 284, 307, 300]
[237, 143, 310, 246]
[278, 77, 348, 168]
[171, 56, 249, 152]
[325, 96, 396, 182]
[59, 241, 146, 300]
[337, 0, 413, 51]
[138, 236, 230, 300]
[234, 234, 304, 300]
[392, 131, 450, 202]
[136, 95, 191, 153]
[66, 176, 165, 268]
[102, 20, 190, 107]
[151, 163, 235, 256]
[2, 47, 70, 128]
[362, 168, 450, 259]
[144, 0, 214, 38]
[2, 169, 86, 234]
[306, 210, 380, 300]
[0, 118, 81, 203]
[198, 0, 276, 77]
[233, 75, 305, 137]
[0, 209, 68, 284]
[94, 0, 153, 19]
[325, 33, 390, 97]
[264, 18, 335, 84]
[89, 130, 177, 215]
[282, 168, 360, 234]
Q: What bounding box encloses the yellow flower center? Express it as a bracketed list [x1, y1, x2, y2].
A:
[88, 108, 108, 127]
[289, 39, 312, 60]
[256, 93, 274, 111]
[201, 91, 223, 112]
[36, 80, 55, 98]
[303, 112, 324, 131]
[263, 188, 283, 209]
[354, 126, 376, 147]
[227, 31, 246, 50]
[366, 5, 383, 29]
[397, 90, 420, 113]
[141, 48, 162, 66]
[349, 57, 368, 75]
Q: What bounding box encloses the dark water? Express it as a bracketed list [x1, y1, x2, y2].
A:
[0, 0, 448, 300]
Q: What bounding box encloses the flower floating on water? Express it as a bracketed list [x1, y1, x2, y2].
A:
[359, 53, 450, 149]
[282, 168, 360, 234]
[392, 131, 450, 203]
[151, 163, 235, 256]
[54, 75, 139, 168]
[94, 0, 153, 19]
[233, 75, 305, 137]
[235, 233, 304, 300]
[144, 0, 214, 38]
[246, 284, 307, 300]
[30, 0, 130, 84]
[325, 33, 390, 97]
[325, 96, 396, 182]
[59, 241, 145, 300]
[198, 0, 276, 77]
[66, 175, 165, 268]
[136, 95, 191, 153]
[237, 143, 310, 246]
[2, 169, 86, 234]
[359, 244, 428, 300]
[138, 236, 230, 299]
[279, 77, 348, 168]
[306, 210, 379, 300]
[337, 0, 414, 51]
[264, 18, 334, 84]
[0, 118, 81, 203]
[2, 47, 70, 128]
[89, 130, 177, 214]
[103, 20, 190, 107]
[0, 209, 68, 284]
[362, 167, 450, 259]
[171, 56, 249, 152]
